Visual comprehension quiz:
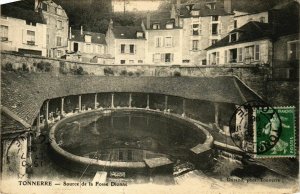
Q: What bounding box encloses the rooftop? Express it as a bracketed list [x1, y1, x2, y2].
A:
[70, 30, 107, 45]
[206, 21, 272, 50]
[1, 72, 261, 128]
[112, 26, 145, 39]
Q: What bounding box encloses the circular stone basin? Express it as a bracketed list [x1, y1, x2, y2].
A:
[49, 109, 209, 174]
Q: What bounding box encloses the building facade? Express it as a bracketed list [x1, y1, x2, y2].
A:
[67, 27, 109, 63]
[178, 0, 234, 65]
[106, 21, 146, 65]
[35, 0, 69, 58]
[0, 5, 47, 56]
[143, 12, 183, 65]
[205, 21, 272, 66]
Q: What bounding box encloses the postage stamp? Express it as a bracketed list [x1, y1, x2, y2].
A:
[254, 107, 296, 158]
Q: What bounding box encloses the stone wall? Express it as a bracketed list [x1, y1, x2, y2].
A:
[1, 51, 270, 97]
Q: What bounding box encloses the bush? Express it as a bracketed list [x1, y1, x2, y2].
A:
[104, 67, 114, 76]
[120, 70, 127, 76]
[76, 66, 85, 75]
[36, 61, 53, 72]
[173, 71, 181, 77]
[22, 63, 29, 72]
[3, 62, 13, 71]
[128, 71, 134, 76]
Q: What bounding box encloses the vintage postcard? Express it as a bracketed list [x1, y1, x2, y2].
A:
[0, 0, 299, 193]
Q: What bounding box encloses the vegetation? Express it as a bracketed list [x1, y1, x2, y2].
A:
[104, 67, 114, 76]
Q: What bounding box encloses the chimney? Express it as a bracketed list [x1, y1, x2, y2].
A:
[224, 0, 232, 13]
[69, 27, 72, 39]
[80, 26, 83, 35]
[146, 12, 151, 29]
[34, 0, 40, 12]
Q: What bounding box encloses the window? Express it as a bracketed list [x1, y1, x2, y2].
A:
[27, 30, 35, 45]
[230, 33, 238, 42]
[212, 16, 219, 21]
[121, 44, 125, 53]
[183, 60, 190, 63]
[136, 32, 143, 38]
[211, 39, 218, 45]
[165, 37, 173, 47]
[260, 17, 265, 23]
[86, 44, 91, 53]
[128, 150, 133, 161]
[57, 50, 62, 58]
[56, 36, 62, 46]
[224, 50, 228, 63]
[164, 53, 173, 63]
[152, 23, 160, 30]
[56, 7, 62, 15]
[192, 40, 199, 51]
[287, 41, 299, 60]
[166, 23, 174, 29]
[120, 60, 126, 64]
[238, 48, 243, 62]
[73, 42, 78, 52]
[210, 52, 219, 65]
[155, 36, 163, 47]
[85, 35, 91, 43]
[212, 24, 218, 35]
[192, 24, 200, 35]
[129, 60, 134, 64]
[119, 151, 123, 160]
[234, 20, 237, 29]
[138, 60, 143, 63]
[191, 10, 199, 16]
[245, 46, 254, 60]
[129, 44, 135, 54]
[42, 3, 47, 11]
[229, 49, 237, 63]
[57, 20, 62, 29]
[206, 3, 216, 10]
[255, 45, 260, 60]
[153, 53, 161, 63]
[1, 25, 8, 41]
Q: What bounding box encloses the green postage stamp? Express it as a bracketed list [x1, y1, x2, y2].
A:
[254, 107, 296, 158]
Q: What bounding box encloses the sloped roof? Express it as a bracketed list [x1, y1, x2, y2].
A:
[179, 1, 232, 18]
[1, 71, 261, 127]
[206, 21, 272, 50]
[112, 26, 145, 39]
[70, 30, 106, 45]
[1, 4, 45, 24]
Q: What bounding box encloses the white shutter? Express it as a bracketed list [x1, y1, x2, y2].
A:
[161, 37, 164, 47]
[219, 23, 222, 35]
[171, 53, 174, 62]
[161, 53, 165, 62]
[22, 29, 27, 44]
[153, 54, 155, 62]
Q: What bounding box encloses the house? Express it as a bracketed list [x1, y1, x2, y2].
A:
[106, 20, 146, 65]
[205, 21, 272, 66]
[67, 27, 110, 63]
[178, 0, 234, 65]
[0, 5, 47, 56]
[35, 0, 69, 58]
[269, 0, 300, 80]
[142, 11, 183, 65]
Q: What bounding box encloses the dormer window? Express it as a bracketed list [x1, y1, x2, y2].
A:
[229, 32, 238, 42]
[212, 15, 219, 21]
[166, 22, 174, 29]
[191, 10, 199, 16]
[206, 3, 216, 10]
[152, 23, 160, 30]
[85, 35, 91, 43]
[136, 32, 143, 38]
